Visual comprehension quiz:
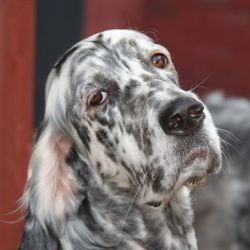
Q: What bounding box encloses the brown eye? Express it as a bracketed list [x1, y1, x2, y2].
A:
[151, 53, 168, 69]
[88, 90, 107, 106]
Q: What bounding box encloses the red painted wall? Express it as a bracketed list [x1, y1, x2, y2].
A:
[85, 0, 250, 97]
[0, 1, 35, 249]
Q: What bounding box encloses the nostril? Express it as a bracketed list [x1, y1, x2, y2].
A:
[168, 115, 182, 129]
[189, 103, 204, 119]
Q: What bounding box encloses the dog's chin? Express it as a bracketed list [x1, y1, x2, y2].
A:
[177, 146, 221, 190]
[144, 147, 221, 209]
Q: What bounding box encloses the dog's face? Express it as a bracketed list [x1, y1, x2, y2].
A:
[25, 30, 221, 221]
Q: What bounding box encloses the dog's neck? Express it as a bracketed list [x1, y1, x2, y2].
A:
[71, 160, 198, 250]
[23, 154, 198, 250]
[80, 179, 197, 250]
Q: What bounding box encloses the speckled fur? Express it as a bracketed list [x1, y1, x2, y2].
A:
[19, 30, 221, 250]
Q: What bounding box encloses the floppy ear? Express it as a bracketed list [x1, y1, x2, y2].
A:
[22, 47, 88, 228]
[22, 122, 81, 227]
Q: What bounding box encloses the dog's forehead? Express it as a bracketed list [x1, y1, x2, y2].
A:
[72, 30, 172, 87]
[78, 29, 170, 60]
[53, 29, 171, 81]
[50, 29, 176, 102]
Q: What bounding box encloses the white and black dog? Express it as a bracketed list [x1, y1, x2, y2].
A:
[19, 30, 221, 250]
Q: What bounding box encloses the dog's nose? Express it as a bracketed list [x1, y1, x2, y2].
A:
[159, 97, 205, 136]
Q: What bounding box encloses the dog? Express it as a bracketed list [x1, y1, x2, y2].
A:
[194, 92, 250, 250]
[19, 29, 221, 250]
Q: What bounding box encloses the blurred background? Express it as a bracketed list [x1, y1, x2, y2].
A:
[0, 0, 250, 249]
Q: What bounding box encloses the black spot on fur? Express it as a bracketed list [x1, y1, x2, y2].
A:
[121, 59, 131, 70]
[74, 48, 97, 65]
[114, 136, 119, 144]
[142, 124, 153, 156]
[96, 115, 109, 127]
[66, 145, 79, 165]
[96, 161, 102, 171]
[152, 167, 165, 192]
[97, 33, 103, 40]
[72, 120, 91, 151]
[95, 113, 115, 130]
[101, 51, 121, 69]
[147, 90, 156, 99]
[148, 80, 162, 89]
[124, 124, 142, 149]
[128, 39, 138, 47]
[141, 74, 152, 83]
[121, 80, 140, 114]
[92, 39, 110, 52]
[53, 45, 79, 75]
[121, 161, 140, 184]
[115, 39, 136, 59]
[95, 128, 108, 145]
[119, 123, 124, 133]
[107, 151, 117, 163]
[95, 128, 115, 152]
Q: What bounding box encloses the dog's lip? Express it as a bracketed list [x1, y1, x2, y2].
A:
[184, 174, 208, 189]
[182, 146, 219, 189]
[146, 147, 221, 206]
[183, 147, 209, 166]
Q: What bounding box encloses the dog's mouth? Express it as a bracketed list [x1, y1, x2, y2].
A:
[146, 175, 207, 208]
[146, 201, 162, 208]
[145, 146, 221, 208]
[181, 146, 220, 189]
[184, 174, 208, 189]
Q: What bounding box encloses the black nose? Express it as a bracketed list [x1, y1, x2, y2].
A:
[159, 97, 205, 136]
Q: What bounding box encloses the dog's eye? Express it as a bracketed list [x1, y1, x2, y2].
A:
[151, 53, 168, 69]
[88, 90, 107, 106]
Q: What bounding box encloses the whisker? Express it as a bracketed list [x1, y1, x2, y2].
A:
[189, 74, 212, 92]
[217, 128, 240, 143]
[121, 167, 151, 229]
[220, 136, 241, 157]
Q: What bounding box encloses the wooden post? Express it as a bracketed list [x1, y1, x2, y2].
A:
[0, 0, 35, 249]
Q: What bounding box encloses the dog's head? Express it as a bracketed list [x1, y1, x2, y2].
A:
[23, 29, 221, 225]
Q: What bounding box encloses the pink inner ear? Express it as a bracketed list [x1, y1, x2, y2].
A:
[56, 136, 72, 156]
[46, 135, 79, 218]
[27, 129, 80, 222]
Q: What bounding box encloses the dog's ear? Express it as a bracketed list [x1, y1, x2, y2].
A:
[22, 122, 81, 228]
[22, 49, 88, 228]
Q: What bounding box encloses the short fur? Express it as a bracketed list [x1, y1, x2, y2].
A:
[19, 30, 221, 250]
